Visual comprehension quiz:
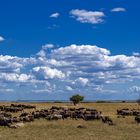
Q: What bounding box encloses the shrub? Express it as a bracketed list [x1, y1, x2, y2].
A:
[70, 94, 84, 105]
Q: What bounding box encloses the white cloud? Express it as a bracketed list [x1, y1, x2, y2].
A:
[18, 74, 31, 82]
[0, 88, 14, 92]
[32, 89, 52, 93]
[36, 44, 54, 57]
[74, 77, 89, 86]
[0, 36, 5, 42]
[0, 55, 23, 73]
[36, 50, 46, 58]
[111, 8, 126, 12]
[50, 13, 60, 18]
[0, 73, 31, 82]
[42, 44, 54, 49]
[52, 44, 110, 56]
[132, 52, 140, 57]
[50, 44, 140, 86]
[66, 86, 73, 91]
[129, 86, 140, 93]
[47, 59, 68, 67]
[1, 43, 140, 96]
[70, 9, 105, 24]
[32, 66, 65, 80]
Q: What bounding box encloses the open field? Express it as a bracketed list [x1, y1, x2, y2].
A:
[0, 102, 140, 140]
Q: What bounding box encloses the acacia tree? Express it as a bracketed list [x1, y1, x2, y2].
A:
[70, 94, 84, 105]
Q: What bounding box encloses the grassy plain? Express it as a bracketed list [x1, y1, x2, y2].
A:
[0, 102, 139, 140]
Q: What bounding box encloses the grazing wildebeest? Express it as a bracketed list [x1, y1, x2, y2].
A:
[11, 104, 36, 109]
[46, 114, 63, 120]
[135, 116, 140, 124]
[20, 112, 30, 117]
[0, 112, 12, 118]
[32, 111, 41, 119]
[101, 116, 114, 125]
[0, 105, 112, 128]
[77, 124, 86, 128]
[84, 114, 101, 121]
[0, 116, 12, 127]
[20, 115, 34, 122]
[12, 117, 21, 123]
[132, 109, 140, 116]
[117, 109, 133, 116]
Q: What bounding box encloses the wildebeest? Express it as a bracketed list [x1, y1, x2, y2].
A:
[0, 112, 12, 118]
[135, 116, 140, 124]
[117, 109, 133, 116]
[12, 117, 21, 123]
[11, 104, 36, 109]
[0, 106, 23, 113]
[101, 116, 114, 125]
[0, 116, 12, 127]
[132, 109, 140, 116]
[46, 114, 63, 120]
[20, 115, 34, 122]
[0, 105, 116, 128]
[20, 112, 30, 117]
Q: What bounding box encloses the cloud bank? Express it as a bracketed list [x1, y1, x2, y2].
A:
[0, 44, 140, 99]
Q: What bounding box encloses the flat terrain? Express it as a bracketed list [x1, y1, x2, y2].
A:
[0, 102, 140, 140]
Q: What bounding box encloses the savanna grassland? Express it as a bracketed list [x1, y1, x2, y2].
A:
[0, 102, 140, 140]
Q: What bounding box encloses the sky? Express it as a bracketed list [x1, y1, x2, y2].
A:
[0, 0, 140, 101]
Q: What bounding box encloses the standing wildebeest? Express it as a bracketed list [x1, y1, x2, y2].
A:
[117, 109, 133, 116]
[101, 116, 114, 125]
[0, 116, 12, 127]
[135, 116, 140, 124]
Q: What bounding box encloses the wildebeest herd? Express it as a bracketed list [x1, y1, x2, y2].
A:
[0, 104, 36, 112]
[117, 108, 140, 123]
[0, 104, 140, 128]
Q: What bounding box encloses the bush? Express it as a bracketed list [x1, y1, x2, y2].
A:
[70, 94, 84, 105]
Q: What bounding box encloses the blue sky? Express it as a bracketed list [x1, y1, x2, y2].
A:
[0, 0, 140, 101]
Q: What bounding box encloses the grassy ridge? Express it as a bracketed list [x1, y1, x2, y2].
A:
[0, 103, 140, 140]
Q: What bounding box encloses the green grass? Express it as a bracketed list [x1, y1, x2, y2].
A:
[0, 102, 140, 140]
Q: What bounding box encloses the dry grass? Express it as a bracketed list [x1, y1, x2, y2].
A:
[0, 102, 140, 140]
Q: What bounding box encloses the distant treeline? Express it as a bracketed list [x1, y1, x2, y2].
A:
[0, 100, 137, 103]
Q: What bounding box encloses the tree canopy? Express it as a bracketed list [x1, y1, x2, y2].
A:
[70, 94, 84, 105]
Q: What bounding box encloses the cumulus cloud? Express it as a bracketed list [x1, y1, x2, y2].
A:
[129, 86, 140, 93]
[0, 36, 5, 42]
[37, 44, 54, 58]
[36, 50, 46, 58]
[32, 66, 65, 80]
[70, 9, 105, 24]
[0, 55, 24, 73]
[42, 44, 54, 49]
[50, 13, 60, 18]
[0, 73, 31, 82]
[53, 44, 110, 55]
[111, 8, 126, 12]
[66, 86, 73, 91]
[132, 52, 140, 57]
[74, 77, 89, 86]
[1, 43, 140, 97]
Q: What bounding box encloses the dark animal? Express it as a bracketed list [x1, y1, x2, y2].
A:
[135, 116, 140, 123]
[101, 116, 114, 125]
